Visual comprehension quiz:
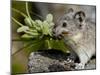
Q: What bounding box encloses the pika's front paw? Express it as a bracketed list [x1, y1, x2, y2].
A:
[75, 63, 85, 70]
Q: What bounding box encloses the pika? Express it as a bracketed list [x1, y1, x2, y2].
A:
[53, 8, 96, 69]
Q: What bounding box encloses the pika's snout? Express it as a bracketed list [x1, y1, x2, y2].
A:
[53, 27, 70, 39]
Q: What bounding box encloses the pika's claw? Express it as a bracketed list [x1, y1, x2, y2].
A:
[75, 63, 85, 70]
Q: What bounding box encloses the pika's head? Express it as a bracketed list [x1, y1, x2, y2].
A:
[53, 8, 86, 39]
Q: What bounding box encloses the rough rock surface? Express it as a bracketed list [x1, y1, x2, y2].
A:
[28, 50, 96, 73]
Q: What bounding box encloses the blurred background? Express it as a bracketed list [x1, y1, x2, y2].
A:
[12, 1, 96, 74]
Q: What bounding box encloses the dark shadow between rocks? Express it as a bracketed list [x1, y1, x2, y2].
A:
[37, 49, 79, 62]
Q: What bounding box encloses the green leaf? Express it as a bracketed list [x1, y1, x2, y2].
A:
[29, 29, 38, 33]
[31, 21, 41, 31]
[35, 20, 43, 28]
[25, 39, 45, 53]
[25, 31, 39, 36]
[49, 22, 55, 28]
[42, 21, 50, 35]
[50, 39, 70, 53]
[24, 17, 32, 27]
[21, 34, 33, 39]
[17, 26, 29, 32]
[31, 20, 36, 27]
[46, 14, 53, 22]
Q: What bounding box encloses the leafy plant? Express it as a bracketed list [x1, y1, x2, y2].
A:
[12, 2, 70, 55]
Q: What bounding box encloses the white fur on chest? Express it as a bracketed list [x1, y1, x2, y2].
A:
[71, 32, 83, 42]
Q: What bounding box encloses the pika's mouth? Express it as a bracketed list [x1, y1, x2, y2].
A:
[55, 31, 70, 40]
[62, 31, 69, 35]
[53, 28, 70, 39]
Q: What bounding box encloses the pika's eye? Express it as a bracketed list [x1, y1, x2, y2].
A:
[79, 24, 82, 27]
[78, 24, 82, 29]
[62, 22, 67, 27]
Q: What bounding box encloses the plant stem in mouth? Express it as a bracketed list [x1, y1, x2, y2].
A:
[47, 40, 51, 49]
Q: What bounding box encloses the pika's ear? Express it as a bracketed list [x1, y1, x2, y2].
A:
[74, 11, 86, 22]
[74, 11, 86, 29]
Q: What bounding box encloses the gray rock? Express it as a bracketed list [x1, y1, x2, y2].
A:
[28, 50, 75, 73]
[28, 50, 96, 73]
[85, 59, 96, 69]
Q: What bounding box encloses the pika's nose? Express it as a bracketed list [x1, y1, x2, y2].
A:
[52, 29, 60, 39]
[57, 34, 63, 39]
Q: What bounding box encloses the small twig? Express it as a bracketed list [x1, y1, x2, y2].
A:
[26, 2, 32, 19]
[30, 11, 43, 20]
[12, 43, 31, 56]
[12, 8, 27, 17]
[12, 17, 24, 26]
[12, 40, 41, 56]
